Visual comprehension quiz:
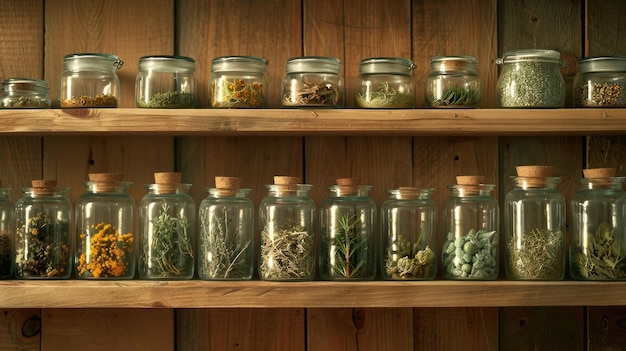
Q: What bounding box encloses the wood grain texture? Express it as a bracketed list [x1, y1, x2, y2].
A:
[41, 309, 174, 351]
[0, 309, 40, 351]
[587, 306, 626, 351]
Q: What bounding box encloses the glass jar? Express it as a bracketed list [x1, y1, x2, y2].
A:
[281, 56, 343, 108]
[136, 56, 196, 108]
[355, 57, 415, 108]
[504, 166, 565, 280]
[496, 49, 565, 108]
[442, 176, 499, 280]
[259, 176, 315, 281]
[14, 180, 71, 279]
[0, 184, 13, 279]
[198, 176, 254, 280]
[574, 56, 626, 107]
[381, 187, 437, 280]
[0, 78, 51, 108]
[320, 178, 376, 280]
[570, 168, 626, 280]
[59, 53, 123, 108]
[139, 172, 195, 280]
[75, 173, 135, 279]
[425, 56, 481, 108]
[209, 56, 267, 108]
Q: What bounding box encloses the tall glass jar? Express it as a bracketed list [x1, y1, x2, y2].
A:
[0, 182, 13, 279]
[496, 49, 565, 108]
[355, 57, 415, 108]
[425, 56, 481, 108]
[259, 176, 315, 281]
[75, 173, 135, 279]
[209, 56, 267, 108]
[136, 56, 196, 108]
[570, 168, 626, 280]
[198, 176, 254, 280]
[281, 56, 343, 108]
[320, 178, 376, 280]
[504, 166, 566, 280]
[139, 172, 195, 280]
[0, 78, 51, 108]
[574, 56, 626, 107]
[14, 180, 71, 279]
[59, 53, 123, 108]
[442, 176, 499, 280]
[381, 187, 437, 280]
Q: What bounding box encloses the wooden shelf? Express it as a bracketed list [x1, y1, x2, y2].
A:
[1, 108, 626, 136]
[0, 280, 624, 308]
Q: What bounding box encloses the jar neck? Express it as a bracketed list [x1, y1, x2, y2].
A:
[2, 79, 48, 95]
[430, 56, 477, 73]
[63, 53, 123, 72]
[387, 187, 434, 200]
[359, 57, 415, 75]
[265, 184, 312, 197]
[138, 55, 195, 73]
[285, 56, 341, 74]
[512, 176, 560, 189]
[578, 177, 625, 190]
[147, 183, 192, 195]
[327, 184, 372, 197]
[448, 184, 494, 197]
[206, 188, 251, 198]
[21, 187, 69, 198]
[211, 56, 267, 74]
[84, 181, 131, 194]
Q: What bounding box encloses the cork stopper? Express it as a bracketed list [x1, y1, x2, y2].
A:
[152, 172, 182, 194]
[515, 165, 553, 187]
[334, 177, 361, 196]
[397, 186, 421, 200]
[215, 176, 241, 196]
[88, 173, 124, 192]
[272, 175, 301, 193]
[583, 167, 616, 179]
[455, 175, 485, 195]
[32, 179, 57, 196]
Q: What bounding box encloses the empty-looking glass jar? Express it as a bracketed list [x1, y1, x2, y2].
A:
[425, 56, 480, 108]
[356, 57, 415, 108]
[59, 53, 123, 108]
[136, 55, 196, 108]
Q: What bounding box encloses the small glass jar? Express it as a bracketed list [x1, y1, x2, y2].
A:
[198, 176, 254, 280]
[425, 56, 481, 108]
[504, 166, 566, 280]
[0, 183, 13, 279]
[59, 53, 123, 108]
[0, 78, 51, 108]
[281, 56, 343, 108]
[259, 176, 316, 281]
[14, 180, 71, 279]
[496, 49, 565, 108]
[138, 173, 195, 280]
[75, 173, 135, 279]
[570, 168, 626, 280]
[442, 176, 499, 280]
[381, 187, 437, 280]
[320, 178, 376, 280]
[136, 56, 196, 108]
[355, 57, 415, 108]
[210, 56, 267, 108]
[574, 56, 626, 107]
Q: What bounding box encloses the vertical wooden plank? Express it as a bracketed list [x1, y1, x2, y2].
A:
[0, 309, 40, 351]
[587, 306, 626, 351]
[42, 309, 174, 351]
[176, 1, 305, 350]
[499, 307, 584, 351]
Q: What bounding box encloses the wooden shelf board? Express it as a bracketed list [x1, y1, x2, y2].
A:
[1, 108, 625, 136]
[0, 280, 622, 308]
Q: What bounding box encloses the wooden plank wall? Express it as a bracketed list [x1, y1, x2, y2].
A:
[0, 0, 626, 350]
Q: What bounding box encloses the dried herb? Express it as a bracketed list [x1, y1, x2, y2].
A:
[506, 228, 564, 280]
[59, 94, 117, 108]
[1, 96, 50, 108]
[137, 91, 195, 108]
[443, 229, 498, 279]
[211, 78, 265, 108]
[356, 82, 414, 108]
[572, 223, 626, 279]
[385, 233, 434, 279]
[15, 213, 70, 278]
[199, 207, 251, 279]
[498, 61, 564, 108]
[260, 222, 314, 280]
[141, 203, 194, 278]
[77, 222, 133, 278]
[322, 213, 370, 279]
[0, 231, 11, 277]
[575, 82, 626, 107]
[427, 85, 480, 108]
[283, 82, 341, 107]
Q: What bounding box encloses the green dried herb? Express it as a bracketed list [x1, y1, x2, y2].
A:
[199, 208, 251, 279]
[260, 222, 314, 280]
[443, 229, 498, 279]
[572, 223, 626, 279]
[506, 228, 564, 280]
[385, 233, 434, 279]
[141, 203, 194, 278]
[0, 230, 11, 277]
[356, 82, 414, 108]
[1, 96, 50, 108]
[15, 212, 70, 278]
[427, 85, 480, 108]
[137, 91, 195, 108]
[322, 212, 370, 279]
[498, 61, 564, 108]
